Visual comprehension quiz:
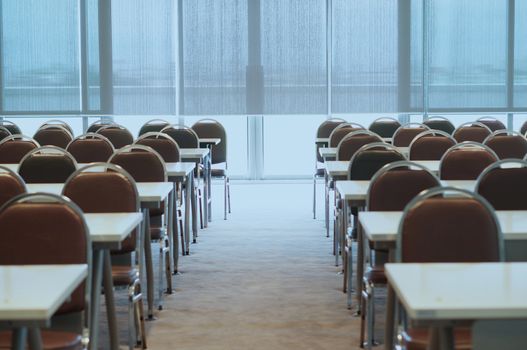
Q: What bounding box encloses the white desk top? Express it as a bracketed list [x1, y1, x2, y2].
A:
[179, 148, 209, 160]
[359, 210, 527, 242]
[335, 180, 475, 202]
[199, 138, 221, 146]
[84, 212, 143, 245]
[326, 160, 440, 178]
[315, 138, 329, 144]
[0, 264, 87, 321]
[385, 262, 527, 320]
[319, 146, 409, 160]
[26, 182, 172, 203]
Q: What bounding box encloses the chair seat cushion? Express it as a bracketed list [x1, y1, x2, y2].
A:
[112, 265, 139, 286]
[0, 330, 82, 350]
[150, 226, 163, 240]
[211, 168, 226, 177]
[403, 327, 472, 350]
[315, 168, 325, 177]
[364, 267, 387, 285]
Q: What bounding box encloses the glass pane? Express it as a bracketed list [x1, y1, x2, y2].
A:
[112, 0, 177, 114]
[1, 0, 80, 111]
[427, 0, 507, 109]
[182, 0, 247, 115]
[332, 0, 398, 113]
[515, 0, 527, 108]
[87, 0, 100, 111]
[261, 0, 327, 114]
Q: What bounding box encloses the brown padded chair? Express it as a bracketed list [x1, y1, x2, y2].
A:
[138, 119, 170, 137]
[347, 143, 406, 181]
[409, 130, 457, 160]
[66, 133, 115, 163]
[476, 116, 507, 132]
[62, 163, 146, 349]
[392, 123, 430, 147]
[0, 166, 27, 208]
[483, 130, 527, 160]
[0, 126, 11, 142]
[96, 124, 134, 149]
[109, 145, 172, 307]
[18, 146, 77, 184]
[423, 116, 455, 135]
[439, 142, 498, 180]
[453, 121, 492, 143]
[192, 119, 231, 220]
[520, 121, 527, 136]
[476, 159, 527, 210]
[160, 124, 199, 148]
[0, 120, 22, 135]
[86, 119, 115, 133]
[33, 125, 74, 149]
[313, 118, 346, 219]
[0, 134, 40, 163]
[135, 132, 180, 162]
[356, 161, 441, 348]
[396, 187, 503, 350]
[368, 117, 401, 139]
[329, 122, 365, 148]
[0, 193, 91, 350]
[39, 120, 74, 136]
[336, 130, 383, 161]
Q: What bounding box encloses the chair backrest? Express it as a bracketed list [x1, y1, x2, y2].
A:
[452, 121, 492, 143]
[483, 130, 527, 160]
[368, 117, 401, 138]
[39, 119, 75, 136]
[0, 193, 92, 317]
[396, 187, 503, 263]
[367, 161, 441, 211]
[0, 126, 11, 142]
[520, 121, 527, 136]
[138, 119, 171, 137]
[18, 146, 78, 184]
[316, 118, 346, 138]
[0, 166, 27, 208]
[33, 124, 74, 149]
[439, 142, 498, 180]
[96, 124, 134, 149]
[392, 122, 430, 147]
[63, 163, 139, 253]
[0, 135, 40, 163]
[66, 133, 115, 163]
[192, 118, 227, 164]
[476, 159, 527, 210]
[423, 116, 455, 135]
[347, 142, 406, 180]
[476, 116, 507, 132]
[108, 144, 167, 182]
[86, 119, 116, 133]
[0, 120, 22, 135]
[135, 132, 181, 162]
[161, 124, 199, 149]
[336, 130, 383, 161]
[408, 130, 457, 160]
[329, 122, 365, 147]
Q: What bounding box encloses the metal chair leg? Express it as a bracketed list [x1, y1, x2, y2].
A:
[224, 176, 227, 220]
[227, 177, 231, 213]
[313, 175, 317, 219]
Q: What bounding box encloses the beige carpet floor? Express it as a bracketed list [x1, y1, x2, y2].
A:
[145, 182, 375, 350]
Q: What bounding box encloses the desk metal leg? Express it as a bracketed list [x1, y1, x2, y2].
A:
[12, 328, 27, 350]
[190, 173, 196, 252]
[206, 148, 212, 222]
[385, 283, 396, 350]
[356, 220, 364, 308]
[27, 328, 42, 350]
[203, 156, 209, 227]
[325, 173, 329, 237]
[89, 250, 104, 350]
[142, 208, 154, 319]
[102, 251, 119, 350]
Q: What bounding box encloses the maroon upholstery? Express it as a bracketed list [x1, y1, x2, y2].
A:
[409, 135, 456, 160]
[0, 330, 82, 350]
[0, 202, 88, 315]
[368, 120, 401, 138]
[0, 128, 11, 142]
[403, 328, 472, 350]
[349, 150, 405, 180]
[67, 138, 114, 163]
[401, 197, 500, 263]
[315, 120, 345, 162]
[0, 172, 26, 208]
[453, 126, 491, 143]
[139, 121, 170, 136]
[34, 128, 73, 149]
[477, 167, 527, 210]
[423, 119, 455, 134]
[393, 127, 428, 147]
[19, 153, 76, 184]
[521, 121, 527, 136]
[136, 137, 180, 162]
[485, 135, 527, 159]
[97, 127, 134, 149]
[369, 169, 439, 211]
[440, 149, 497, 180]
[337, 135, 382, 160]
[0, 140, 38, 163]
[0, 122, 21, 135]
[330, 126, 363, 147]
[192, 120, 227, 164]
[478, 119, 506, 132]
[110, 151, 165, 183]
[162, 127, 198, 148]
